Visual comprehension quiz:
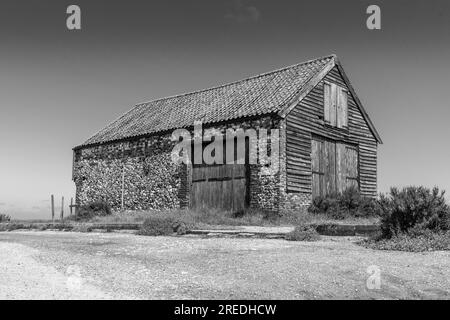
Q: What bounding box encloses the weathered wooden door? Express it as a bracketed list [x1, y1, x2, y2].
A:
[311, 138, 325, 198]
[190, 164, 247, 212]
[311, 137, 359, 198]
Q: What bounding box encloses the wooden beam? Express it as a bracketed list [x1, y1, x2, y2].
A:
[51, 195, 55, 222]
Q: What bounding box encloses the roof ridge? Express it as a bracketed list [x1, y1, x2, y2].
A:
[75, 54, 338, 149]
[133, 54, 337, 106]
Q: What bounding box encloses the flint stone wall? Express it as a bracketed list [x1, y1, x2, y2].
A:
[73, 116, 284, 212]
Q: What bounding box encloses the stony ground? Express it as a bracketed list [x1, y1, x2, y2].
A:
[0, 230, 449, 299]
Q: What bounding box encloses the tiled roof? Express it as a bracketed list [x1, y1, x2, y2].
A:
[78, 55, 336, 147]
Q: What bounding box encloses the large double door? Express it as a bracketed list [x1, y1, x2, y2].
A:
[190, 164, 247, 212]
[311, 137, 359, 198]
[189, 138, 249, 212]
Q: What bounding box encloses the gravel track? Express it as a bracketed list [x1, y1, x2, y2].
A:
[0, 231, 448, 299]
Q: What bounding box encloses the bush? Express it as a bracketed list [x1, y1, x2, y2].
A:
[72, 201, 112, 221]
[0, 213, 11, 223]
[139, 215, 193, 236]
[308, 187, 379, 220]
[378, 186, 450, 238]
[285, 225, 321, 241]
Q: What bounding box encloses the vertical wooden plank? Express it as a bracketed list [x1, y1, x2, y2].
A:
[311, 139, 320, 172]
[60, 196, 64, 221]
[51, 194, 55, 222]
[226, 180, 232, 211]
[323, 83, 331, 123]
[231, 164, 235, 211]
[219, 180, 225, 210]
[323, 140, 328, 194]
[121, 167, 125, 210]
[319, 139, 325, 196]
[336, 143, 346, 193]
[234, 179, 246, 212]
[209, 181, 214, 208]
[331, 141, 337, 194]
[311, 174, 319, 199]
[205, 181, 210, 208]
[324, 140, 337, 194]
[330, 84, 337, 126]
[311, 138, 323, 198]
[202, 181, 206, 208]
[345, 147, 359, 190]
[337, 87, 343, 128]
[347, 147, 358, 178]
[194, 183, 199, 208]
[340, 89, 348, 128]
[190, 183, 194, 208]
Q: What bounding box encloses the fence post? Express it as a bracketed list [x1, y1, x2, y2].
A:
[121, 167, 125, 211]
[70, 197, 73, 215]
[51, 194, 55, 222]
[61, 196, 64, 221]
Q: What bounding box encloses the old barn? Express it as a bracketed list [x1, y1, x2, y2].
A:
[73, 55, 382, 214]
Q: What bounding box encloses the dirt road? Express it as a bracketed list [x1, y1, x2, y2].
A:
[0, 231, 448, 299]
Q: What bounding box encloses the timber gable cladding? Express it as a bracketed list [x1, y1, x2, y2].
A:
[284, 65, 379, 198]
[73, 55, 381, 213]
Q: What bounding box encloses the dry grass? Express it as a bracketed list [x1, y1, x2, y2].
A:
[3, 208, 379, 229]
[285, 225, 321, 241]
[89, 208, 379, 228]
[91, 208, 271, 227]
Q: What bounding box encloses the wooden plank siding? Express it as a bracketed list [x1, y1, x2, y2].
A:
[285, 66, 378, 198]
[190, 164, 247, 211]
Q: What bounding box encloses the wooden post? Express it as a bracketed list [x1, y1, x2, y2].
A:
[51, 194, 55, 222]
[61, 196, 64, 221]
[121, 167, 125, 211]
[70, 197, 73, 215]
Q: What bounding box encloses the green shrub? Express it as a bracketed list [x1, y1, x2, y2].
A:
[378, 186, 450, 238]
[285, 225, 321, 241]
[308, 187, 379, 220]
[0, 213, 11, 223]
[72, 201, 112, 221]
[139, 215, 193, 236]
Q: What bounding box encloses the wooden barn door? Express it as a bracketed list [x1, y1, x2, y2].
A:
[190, 164, 247, 212]
[189, 138, 249, 212]
[311, 137, 359, 198]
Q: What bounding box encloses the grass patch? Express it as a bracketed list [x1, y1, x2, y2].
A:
[68, 201, 112, 222]
[138, 215, 191, 236]
[285, 225, 321, 242]
[105, 208, 276, 227]
[71, 224, 93, 233]
[0, 222, 71, 232]
[88, 206, 379, 229]
[362, 230, 450, 252]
